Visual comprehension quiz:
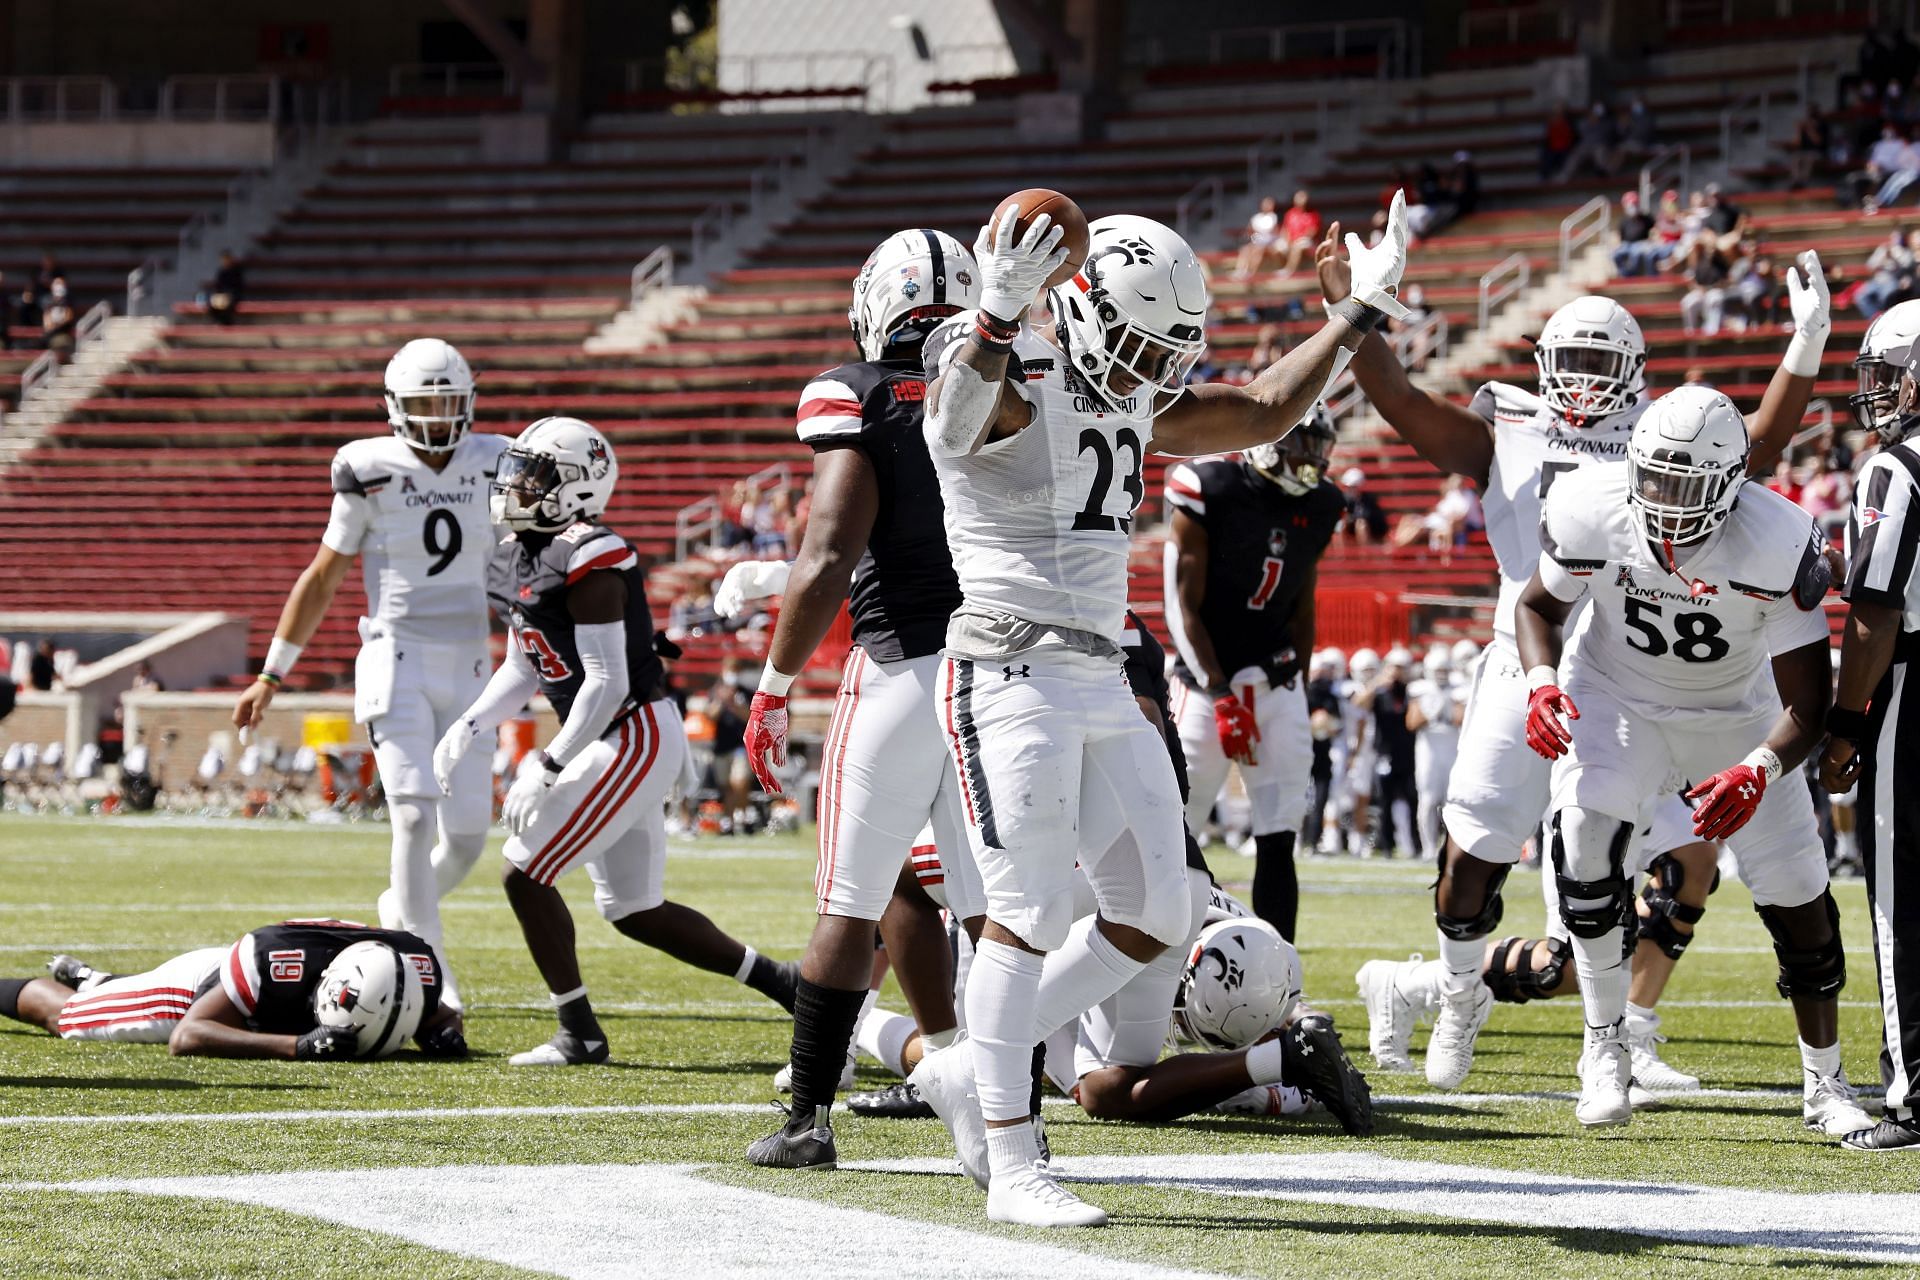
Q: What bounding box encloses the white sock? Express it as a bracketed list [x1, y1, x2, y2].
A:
[1438, 932, 1483, 991]
[1032, 916, 1146, 1041]
[433, 828, 488, 897]
[1625, 1000, 1657, 1028]
[985, 1117, 1041, 1179]
[732, 946, 758, 984]
[1244, 1037, 1286, 1085]
[1568, 927, 1628, 1029]
[1042, 1024, 1080, 1095]
[964, 938, 1044, 1121]
[950, 924, 975, 1032]
[855, 1008, 917, 1076]
[920, 1026, 957, 1052]
[388, 796, 440, 942]
[1800, 1036, 1842, 1083]
[550, 984, 587, 1006]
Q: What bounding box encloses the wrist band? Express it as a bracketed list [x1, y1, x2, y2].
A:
[760, 662, 796, 698]
[537, 750, 564, 775]
[263, 637, 302, 681]
[1782, 325, 1827, 378]
[1743, 745, 1785, 784]
[976, 310, 1020, 341]
[256, 672, 282, 688]
[1330, 295, 1389, 336]
[1525, 665, 1559, 692]
[1827, 704, 1871, 743]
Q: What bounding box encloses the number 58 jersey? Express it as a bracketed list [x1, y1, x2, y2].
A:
[323, 432, 512, 644]
[1537, 462, 1831, 718]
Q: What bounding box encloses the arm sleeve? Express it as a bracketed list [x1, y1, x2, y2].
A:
[542, 620, 631, 767]
[321, 492, 370, 556]
[462, 636, 541, 737]
[1845, 454, 1920, 609]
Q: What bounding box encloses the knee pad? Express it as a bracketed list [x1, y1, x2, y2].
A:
[1435, 862, 1510, 942]
[1636, 852, 1710, 960]
[1757, 891, 1847, 1000]
[1482, 936, 1572, 1005]
[1549, 809, 1634, 941]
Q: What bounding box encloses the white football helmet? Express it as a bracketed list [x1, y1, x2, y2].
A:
[1450, 638, 1481, 668]
[313, 940, 426, 1059]
[1851, 298, 1920, 444]
[384, 338, 475, 453]
[1246, 402, 1337, 495]
[1627, 385, 1750, 549]
[1048, 214, 1209, 420]
[1318, 646, 1347, 678]
[491, 416, 619, 533]
[1350, 647, 1382, 682]
[1534, 295, 1646, 425]
[849, 228, 980, 361]
[1172, 917, 1303, 1051]
[1384, 646, 1413, 671]
[1424, 643, 1452, 676]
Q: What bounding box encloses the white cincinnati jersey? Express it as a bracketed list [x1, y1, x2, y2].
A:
[323, 431, 511, 645]
[1539, 464, 1830, 717]
[926, 316, 1148, 641]
[1473, 381, 1647, 649]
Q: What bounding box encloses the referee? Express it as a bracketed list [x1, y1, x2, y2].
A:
[1819, 301, 1920, 1151]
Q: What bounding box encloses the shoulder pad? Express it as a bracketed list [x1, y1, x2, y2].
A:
[1539, 464, 1620, 573]
[330, 440, 394, 496]
[1165, 460, 1214, 516]
[1470, 380, 1546, 426]
[1726, 489, 1829, 604]
[797, 363, 880, 443]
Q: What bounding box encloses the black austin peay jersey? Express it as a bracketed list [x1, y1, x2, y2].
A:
[795, 359, 961, 662]
[1165, 458, 1345, 690]
[219, 919, 444, 1035]
[486, 520, 665, 721]
[1120, 609, 1209, 875]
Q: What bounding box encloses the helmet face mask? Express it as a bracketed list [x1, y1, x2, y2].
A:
[1534, 296, 1647, 425]
[1246, 407, 1336, 495]
[1626, 386, 1749, 551]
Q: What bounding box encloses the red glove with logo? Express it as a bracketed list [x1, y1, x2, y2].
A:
[744, 691, 789, 794]
[1686, 761, 1768, 840]
[1214, 694, 1260, 765]
[1523, 684, 1580, 759]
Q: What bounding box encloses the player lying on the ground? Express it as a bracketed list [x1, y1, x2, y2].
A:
[1518, 385, 1871, 1136]
[0, 918, 464, 1060]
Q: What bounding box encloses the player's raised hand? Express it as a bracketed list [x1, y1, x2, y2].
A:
[715, 559, 792, 621]
[1687, 760, 1769, 840]
[1214, 695, 1260, 766]
[433, 717, 480, 795]
[1315, 221, 1351, 305]
[1343, 189, 1412, 321]
[975, 205, 1068, 323]
[232, 679, 273, 746]
[743, 690, 790, 794]
[1787, 249, 1832, 345]
[1523, 682, 1579, 759]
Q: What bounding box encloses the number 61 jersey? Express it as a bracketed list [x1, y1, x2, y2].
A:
[324, 432, 511, 643]
[1537, 462, 1831, 719]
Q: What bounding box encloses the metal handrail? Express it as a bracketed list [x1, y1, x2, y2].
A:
[1246, 130, 1293, 198]
[1639, 143, 1692, 210]
[1793, 398, 1834, 447]
[1130, 18, 1412, 78]
[1719, 90, 1770, 168]
[19, 300, 112, 403]
[386, 62, 516, 98]
[74, 300, 110, 348]
[1458, 3, 1573, 46]
[1325, 311, 1447, 420]
[621, 52, 888, 110]
[127, 258, 162, 319]
[158, 74, 280, 123]
[674, 461, 794, 562]
[1479, 253, 1531, 332]
[631, 247, 675, 308]
[0, 76, 116, 123]
[1558, 195, 1611, 274]
[19, 350, 57, 401]
[1175, 177, 1226, 242]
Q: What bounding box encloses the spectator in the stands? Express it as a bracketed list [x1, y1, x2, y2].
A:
[718, 480, 754, 551]
[1559, 102, 1620, 182]
[14, 281, 41, 335]
[1820, 423, 1856, 474]
[1339, 467, 1387, 545]
[206, 251, 244, 326]
[1765, 456, 1803, 505]
[1678, 239, 1732, 337]
[1392, 474, 1482, 562]
[1611, 191, 1660, 277]
[1617, 96, 1659, 165]
[1869, 130, 1920, 212]
[1682, 366, 1710, 386]
[1800, 450, 1852, 542]
[0, 270, 11, 351]
[707, 659, 755, 828]
[1249, 323, 1283, 371]
[1232, 195, 1283, 281]
[1700, 184, 1748, 255]
[751, 488, 792, 558]
[29, 640, 56, 692]
[40, 277, 75, 364]
[1413, 150, 1480, 239]
[34, 251, 63, 293]
[129, 661, 164, 694]
[1732, 253, 1791, 331]
[1651, 188, 1687, 261]
[1844, 121, 1913, 208]
[1275, 189, 1323, 277]
[1540, 102, 1576, 179]
[1854, 227, 1920, 317]
[1789, 108, 1829, 189]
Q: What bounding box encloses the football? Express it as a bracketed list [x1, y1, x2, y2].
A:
[990, 187, 1090, 288]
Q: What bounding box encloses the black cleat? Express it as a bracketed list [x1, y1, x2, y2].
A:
[746, 1101, 837, 1169]
[845, 1080, 935, 1119]
[1282, 1012, 1374, 1136]
[509, 1030, 610, 1066]
[46, 954, 103, 990]
[1843, 1114, 1920, 1151]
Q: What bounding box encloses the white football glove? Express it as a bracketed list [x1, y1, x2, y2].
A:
[433, 717, 480, 796]
[975, 205, 1069, 323]
[1343, 189, 1412, 322]
[501, 761, 555, 836]
[714, 559, 793, 621]
[1784, 249, 1831, 377]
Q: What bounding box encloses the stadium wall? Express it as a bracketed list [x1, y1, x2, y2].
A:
[0, 120, 276, 167]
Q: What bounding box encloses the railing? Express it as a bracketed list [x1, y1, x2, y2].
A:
[18, 303, 106, 402]
[622, 52, 889, 111]
[1324, 312, 1448, 420]
[1558, 195, 1611, 275]
[1719, 90, 1775, 169]
[1794, 398, 1835, 447]
[1639, 143, 1692, 209]
[1174, 177, 1227, 243]
[674, 462, 794, 563]
[1459, 3, 1575, 45]
[1246, 130, 1295, 198]
[385, 62, 515, 99]
[124, 167, 266, 317]
[1666, 0, 1877, 25]
[631, 247, 675, 308]
[1479, 253, 1532, 332]
[1129, 17, 1414, 78]
[0, 76, 116, 122]
[157, 74, 279, 123]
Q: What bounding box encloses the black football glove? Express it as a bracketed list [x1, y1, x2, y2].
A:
[1272, 648, 1301, 689]
[295, 1025, 360, 1060]
[416, 1020, 469, 1059]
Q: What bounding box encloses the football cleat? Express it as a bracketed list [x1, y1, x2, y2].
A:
[1356, 954, 1436, 1072]
[509, 1030, 610, 1067]
[1424, 977, 1493, 1090]
[1282, 1013, 1374, 1136]
[1212, 1083, 1311, 1117]
[773, 1050, 855, 1095]
[1625, 1010, 1700, 1091]
[907, 1039, 989, 1189]
[1804, 1071, 1878, 1137]
[46, 954, 106, 991]
[1575, 1023, 1634, 1128]
[846, 1081, 935, 1119]
[746, 1101, 837, 1170]
[1842, 1112, 1920, 1151]
[986, 1163, 1107, 1228]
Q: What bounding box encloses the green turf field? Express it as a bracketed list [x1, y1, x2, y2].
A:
[0, 814, 1911, 1278]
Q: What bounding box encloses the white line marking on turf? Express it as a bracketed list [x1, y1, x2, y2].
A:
[848, 1153, 1920, 1266]
[22, 1163, 1223, 1280]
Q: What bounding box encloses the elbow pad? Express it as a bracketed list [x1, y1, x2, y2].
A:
[927, 361, 1007, 458]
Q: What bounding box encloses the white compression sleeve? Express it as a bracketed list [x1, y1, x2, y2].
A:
[461, 637, 541, 737]
[543, 620, 630, 767]
[926, 359, 1008, 458]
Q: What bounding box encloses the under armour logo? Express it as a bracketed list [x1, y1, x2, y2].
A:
[1737, 782, 1756, 800]
[1002, 665, 1031, 680]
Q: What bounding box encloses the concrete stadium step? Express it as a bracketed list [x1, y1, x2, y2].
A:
[157, 318, 604, 349]
[100, 364, 822, 396]
[168, 297, 623, 323]
[231, 273, 633, 298]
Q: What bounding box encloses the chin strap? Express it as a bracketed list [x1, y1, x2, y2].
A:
[1658, 536, 1718, 600]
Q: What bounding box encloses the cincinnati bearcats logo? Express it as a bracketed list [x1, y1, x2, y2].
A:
[1202, 947, 1246, 991]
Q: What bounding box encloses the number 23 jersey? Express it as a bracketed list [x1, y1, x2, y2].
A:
[1537, 462, 1830, 717]
[324, 431, 511, 645]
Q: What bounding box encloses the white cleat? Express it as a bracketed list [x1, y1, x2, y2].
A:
[1625, 1010, 1700, 1091]
[1357, 954, 1438, 1073]
[1424, 977, 1492, 1089]
[508, 1030, 609, 1067]
[907, 1039, 990, 1190]
[1576, 1023, 1634, 1128]
[986, 1163, 1108, 1228]
[1212, 1083, 1312, 1117]
[773, 1052, 855, 1094]
[1805, 1071, 1878, 1137]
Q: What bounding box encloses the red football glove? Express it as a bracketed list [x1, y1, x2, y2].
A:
[1523, 684, 1580, 759]
[1686, 763, 1767, 840]
[1214, 694, 1261, 765]
[744, 691, 789, 794]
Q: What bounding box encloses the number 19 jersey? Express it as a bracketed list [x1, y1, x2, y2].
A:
[1473, 381, 1644, 650]
[323, 431, 511, 644]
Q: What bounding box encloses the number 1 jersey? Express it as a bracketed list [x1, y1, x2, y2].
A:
[324, 431, 511, 644]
